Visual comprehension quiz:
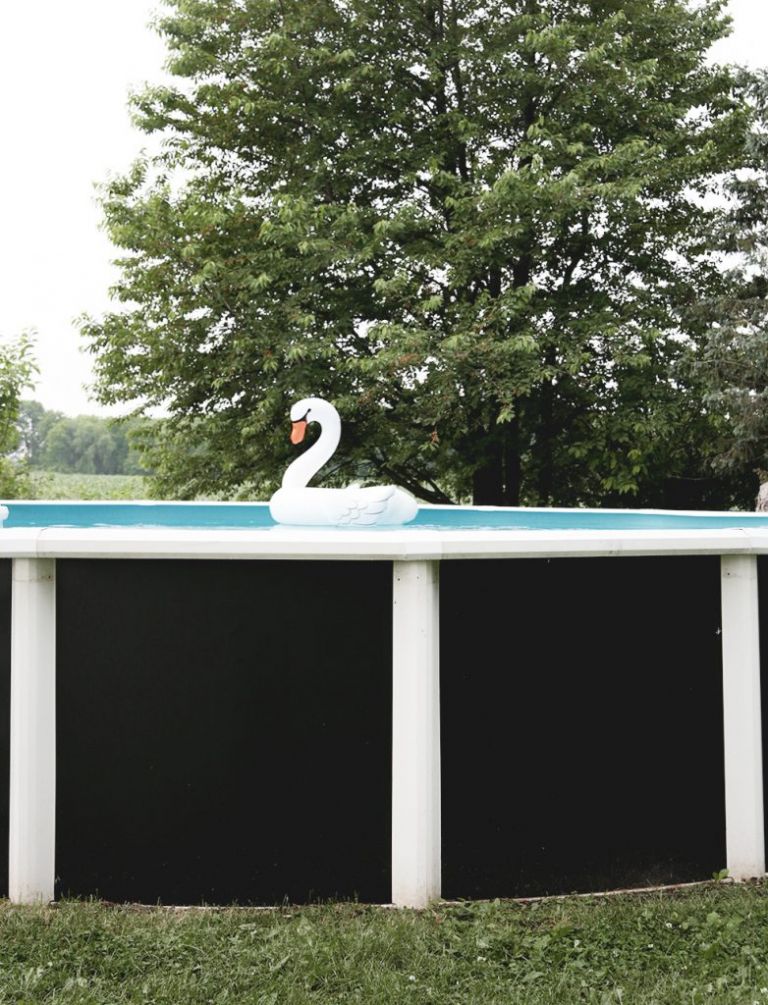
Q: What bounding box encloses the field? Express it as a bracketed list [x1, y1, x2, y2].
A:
[2, 882, 768, 1004]
[27, 471, 149, 500]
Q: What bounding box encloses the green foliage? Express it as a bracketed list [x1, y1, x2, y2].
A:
[0, 336, 36, 452]
[16, 400, 64, 468]
[27, 471, 149, 501]
[84, 0, 754, 506]
[18, 401, 153, 476]
[695, 69, 768, 484]
[5, 885, 768, 1002]
[40, 416, 148, 475]
[0, 335, 38, 498]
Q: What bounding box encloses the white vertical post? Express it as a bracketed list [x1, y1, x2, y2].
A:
[9, 558, 56, 904]
[391, 560, 440, 908]
[721, 554, 765, 880]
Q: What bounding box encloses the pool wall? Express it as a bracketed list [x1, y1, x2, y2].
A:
[0, 550, 759, 905]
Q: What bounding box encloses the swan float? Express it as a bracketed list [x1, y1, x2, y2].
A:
[269, 397, 418, 526]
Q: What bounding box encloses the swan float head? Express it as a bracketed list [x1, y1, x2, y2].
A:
[288, 397, 330, 446]
[269, 397, 418, 527]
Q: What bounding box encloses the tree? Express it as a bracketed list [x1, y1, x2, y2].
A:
[84, 0, 751, 506]
[0, 335, 37, 497]
[16, 400, 64, 467]
[695, 69, 768, 488]
[16, 401, 154, 476]
[36, 412, 151, 475]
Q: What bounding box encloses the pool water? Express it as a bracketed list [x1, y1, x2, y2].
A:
[3, 501, 768, 531]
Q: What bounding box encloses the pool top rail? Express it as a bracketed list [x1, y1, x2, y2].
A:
[2, 501, 768, 559]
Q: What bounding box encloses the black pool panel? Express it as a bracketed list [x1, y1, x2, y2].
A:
[55, 560, 391, 906]
[440, 557, 725, 899]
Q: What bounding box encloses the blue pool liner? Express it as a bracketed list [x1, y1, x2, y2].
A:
[3, 501, 768, 531]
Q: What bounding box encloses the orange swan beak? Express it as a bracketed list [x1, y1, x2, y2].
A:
[290, 419, 308, 444]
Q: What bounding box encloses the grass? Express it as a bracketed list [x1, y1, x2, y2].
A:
[26, 471, 149, 500]
[3, 883, 768, 1003]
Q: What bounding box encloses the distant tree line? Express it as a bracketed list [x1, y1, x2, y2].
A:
[16, 401, 152, 476]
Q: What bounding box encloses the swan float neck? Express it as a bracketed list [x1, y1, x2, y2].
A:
[281, 397, 341, 489]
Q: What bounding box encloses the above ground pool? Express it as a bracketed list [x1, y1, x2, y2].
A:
[2, 500, 768, 908]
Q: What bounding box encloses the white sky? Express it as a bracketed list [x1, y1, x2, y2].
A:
[0, 0, 766, 417]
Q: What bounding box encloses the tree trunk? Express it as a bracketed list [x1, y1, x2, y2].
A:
[471, 421, 521, 506]
[502, 433, 521, 506]
[537, 350, 556, 506]
[472, 445, 503, 504]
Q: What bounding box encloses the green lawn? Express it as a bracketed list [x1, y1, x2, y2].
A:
[2, 883, 768, 1004]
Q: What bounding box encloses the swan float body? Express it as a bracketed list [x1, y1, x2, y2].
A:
[269, 398, 418, 527]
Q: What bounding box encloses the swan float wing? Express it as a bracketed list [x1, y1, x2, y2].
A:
[269, 485, 417, 526]
[336, 486, 394, 526]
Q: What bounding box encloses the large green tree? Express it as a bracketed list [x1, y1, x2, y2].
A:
[84, 0, 752, 505]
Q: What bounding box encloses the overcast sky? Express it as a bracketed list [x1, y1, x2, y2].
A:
[0, 0, 766, 417]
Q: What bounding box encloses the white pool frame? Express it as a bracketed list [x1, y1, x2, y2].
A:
[3, 507, 768, 907]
